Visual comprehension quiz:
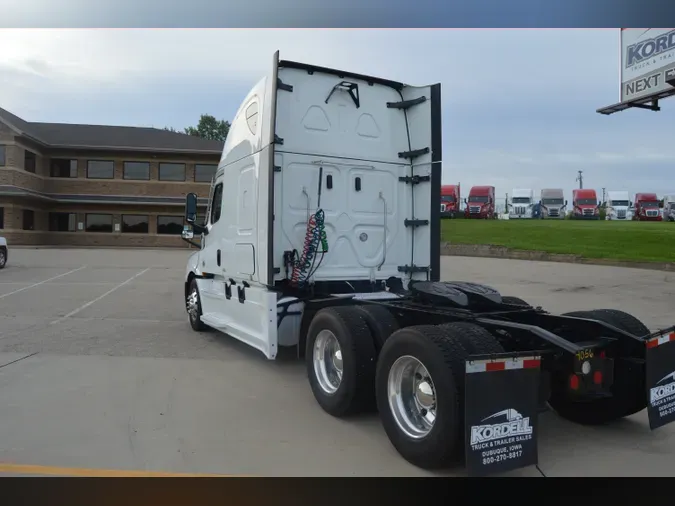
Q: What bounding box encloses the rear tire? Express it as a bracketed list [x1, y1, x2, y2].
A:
[376, 325, 468, 469]
[306, 307, 377, 417]
[0, 247, 6, 269]
[438, 322, 504, 355]
[547, 309, 648, 425]
[585, 309, 649, 338]
[354, 304, 399, 352]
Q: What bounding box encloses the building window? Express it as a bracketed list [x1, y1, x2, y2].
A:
[123, 162, 150, 180]
[24, 150, 36, 173]
[49, 212, 77, 232]
[87, 160, 114, 179]
[210, 183, 223, 224]
[0, 207, 4, 229]
[23, 209, 35, 230]
[0, 146, 6, 166]
[157, 216, 183, 235]
[159, 163, 186, 181]
[122, 214, 149, 233]
[51, 159, 78, 178]
[85, 213, 113, 232]
[194, 164, 217, 183]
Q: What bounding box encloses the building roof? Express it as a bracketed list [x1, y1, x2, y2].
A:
[0, 106, 224, 155]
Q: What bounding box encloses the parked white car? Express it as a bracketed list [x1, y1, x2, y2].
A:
[0, 236, 7, 269]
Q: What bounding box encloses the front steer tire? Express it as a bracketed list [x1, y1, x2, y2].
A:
[305, 307, 377, 418]
[186, 278, 208, 332]
[547, 309, 649, 425]
[376, 325, 469, 469]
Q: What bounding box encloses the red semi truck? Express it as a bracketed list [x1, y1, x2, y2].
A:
[464, 185, 495, 219]
[633, 193, 662, 221]
[572, 188, 599, 220]
[440, 184, 460, 218]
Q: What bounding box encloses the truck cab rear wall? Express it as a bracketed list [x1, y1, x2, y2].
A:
[193, 53, 442, 291]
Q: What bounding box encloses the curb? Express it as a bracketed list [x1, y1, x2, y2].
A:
[441, 243, 675, 272]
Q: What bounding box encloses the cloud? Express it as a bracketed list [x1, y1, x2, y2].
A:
[0, 28, 674, 202]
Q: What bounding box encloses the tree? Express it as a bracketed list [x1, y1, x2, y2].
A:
[164, 114, 230, 142]
[185, 114, 230, 142]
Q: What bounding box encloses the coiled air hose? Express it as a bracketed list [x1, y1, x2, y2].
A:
[290, 209, 328, 287]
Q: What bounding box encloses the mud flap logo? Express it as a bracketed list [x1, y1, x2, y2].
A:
[464, 356, 540, 477]
[470, 409, 533, 447]
[650, 372, 675, 404]
[648, 371, 675, 428]
[646, 335, 675, 430]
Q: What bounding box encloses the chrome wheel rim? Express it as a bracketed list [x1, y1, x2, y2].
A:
[388, 355, 437, 439]
[186, 288, 199, 322]
[313, 330, 343, 395]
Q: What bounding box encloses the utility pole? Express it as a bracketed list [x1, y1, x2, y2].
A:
[576, 170, 584, 189]
[602, 187, 606, 206]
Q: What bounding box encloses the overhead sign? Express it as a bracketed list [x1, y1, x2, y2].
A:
[622, 28, 675, 103]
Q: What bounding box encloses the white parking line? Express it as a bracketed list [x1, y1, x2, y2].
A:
[50, 268, 150, 325]
[0, 266, 88, 300]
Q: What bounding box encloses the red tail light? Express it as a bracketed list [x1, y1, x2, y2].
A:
[569, 374, 580, 390]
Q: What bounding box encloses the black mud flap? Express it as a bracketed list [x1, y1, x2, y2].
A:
[646, 331, 675, 430]
[464, 353, 542, 477]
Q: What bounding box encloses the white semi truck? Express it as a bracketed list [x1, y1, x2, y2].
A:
[539, 188, 566, 219]
[508, 188, 534, 219]
[179, 52, 675, 476]
[663, 194, 675, 222]
[0, 235, 7, 269]
[605, 191, 633, 220]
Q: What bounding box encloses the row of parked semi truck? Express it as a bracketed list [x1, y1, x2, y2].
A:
[440, 184, 675, 221]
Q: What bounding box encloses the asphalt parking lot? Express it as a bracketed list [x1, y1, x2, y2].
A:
[1, 248, 674, 477]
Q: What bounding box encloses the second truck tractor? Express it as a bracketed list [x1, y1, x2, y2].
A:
[539, 188, 566, 219]
[464, 186, 495, 219]
[572, 188, 599, 219]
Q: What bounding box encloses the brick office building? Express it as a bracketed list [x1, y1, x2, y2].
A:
[0, 107, 223, 247]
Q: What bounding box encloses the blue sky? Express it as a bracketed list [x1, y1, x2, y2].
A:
[1, 28, 674, 204]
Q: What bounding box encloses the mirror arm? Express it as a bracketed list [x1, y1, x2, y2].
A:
[192, 223, 208, 236]
[182, 237, 202, 248]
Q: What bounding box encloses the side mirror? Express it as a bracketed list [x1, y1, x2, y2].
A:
[630, 201, 633, 207]
[181, 226, 194, 240]
[185, 192, 198, 224]
[565, 200, 568, 206]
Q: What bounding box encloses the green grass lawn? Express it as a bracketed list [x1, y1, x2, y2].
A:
[441, 219, 675, 263]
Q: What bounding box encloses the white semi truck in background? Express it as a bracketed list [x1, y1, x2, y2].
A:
[664, 194, 675, 222]
[179, 52, 675, 477]
[0, 235, 7, 269]
[539, 188, 566, 219]
[605, 191, 633, 220]
[508, 188, 534, 219]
